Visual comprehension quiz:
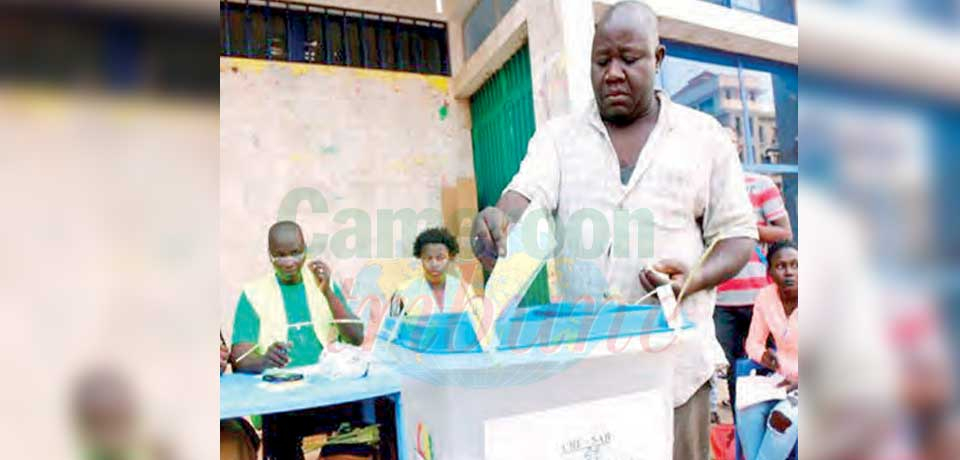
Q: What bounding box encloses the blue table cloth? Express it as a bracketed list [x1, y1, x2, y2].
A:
[220, 365, 402, 419]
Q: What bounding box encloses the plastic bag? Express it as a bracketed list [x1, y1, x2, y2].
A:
[710, 423, 737, 460]
[312, 344, 370, 380]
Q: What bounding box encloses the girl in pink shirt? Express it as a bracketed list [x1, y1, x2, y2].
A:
[746, 242, 799, 383]
[738, 240, 799, 460]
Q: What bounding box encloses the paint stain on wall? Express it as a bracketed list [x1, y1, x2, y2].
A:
[424, 76, 449, 94]
[347, 67, 449, 96]
[387, 153, 444, 173]
[221, 57, 452, 101]
[438, 103, 449, 121]
[220, 57, 335, 77]
[290, 146, 338, 162]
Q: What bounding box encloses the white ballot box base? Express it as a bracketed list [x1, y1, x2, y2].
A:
[394, 345, 674, 460]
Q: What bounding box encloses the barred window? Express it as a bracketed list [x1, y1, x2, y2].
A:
[220, 0, 450, 76]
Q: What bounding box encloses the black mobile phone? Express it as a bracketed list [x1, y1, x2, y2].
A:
[263, 372, 304, 383]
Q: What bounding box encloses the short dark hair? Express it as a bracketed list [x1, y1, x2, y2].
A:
[413, 227, 459, 258]
[268, 220, 305, 251]
[767, 240, 797, 264]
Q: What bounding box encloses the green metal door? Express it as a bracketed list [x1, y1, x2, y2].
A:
[470, 45, 550, 306]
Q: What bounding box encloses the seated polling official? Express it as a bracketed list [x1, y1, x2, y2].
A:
[220, 334, 259, 460]
[738, 240, 799, 460]
[390, 227, 477, 316]
[231, 221, 363, 371]
[230, 221, 364, 460]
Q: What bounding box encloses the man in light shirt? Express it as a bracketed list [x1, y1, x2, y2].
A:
[470, 2, 757, 458]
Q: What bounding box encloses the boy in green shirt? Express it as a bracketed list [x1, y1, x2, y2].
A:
[230, 221, 362, 372]
[228, 221, 364, 460]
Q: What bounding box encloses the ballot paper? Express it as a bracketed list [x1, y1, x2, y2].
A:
[736, 372, 788, 411]
[656, 284, 682, 330]
[468, 207, 556, 351]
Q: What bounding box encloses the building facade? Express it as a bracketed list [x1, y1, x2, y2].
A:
[218, 0, 800, 319]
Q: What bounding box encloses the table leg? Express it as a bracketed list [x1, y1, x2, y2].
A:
[361, 398, 377, 425]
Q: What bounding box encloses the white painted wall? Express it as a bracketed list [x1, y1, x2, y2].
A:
[219, 57, 477, 339]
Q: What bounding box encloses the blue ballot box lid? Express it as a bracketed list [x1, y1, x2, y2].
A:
[377, 303, 692, 354]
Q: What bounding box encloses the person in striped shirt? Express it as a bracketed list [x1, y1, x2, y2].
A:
[714, 171, 793, 409]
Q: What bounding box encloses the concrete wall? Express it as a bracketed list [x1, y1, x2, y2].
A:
[527, 0, 597, 124]
[220, 57, 477, 339]
[450, 0, 595, 126]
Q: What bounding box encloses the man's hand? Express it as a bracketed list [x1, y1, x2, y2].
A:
[308, 259, 333, 294]
[639, 259, 690, 297]
[760, 348, 780, 372]
[471, 206, 509, 272]
[264, 341, 291, 369]
[220, 343, 230, 375]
